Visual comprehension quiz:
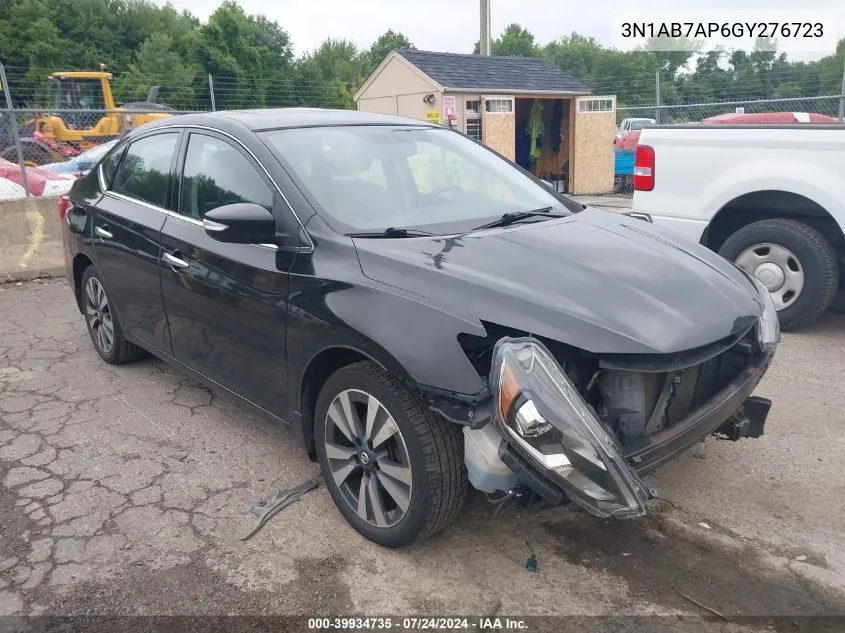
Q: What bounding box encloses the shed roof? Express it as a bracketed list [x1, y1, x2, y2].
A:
[394, 49, 592, 94]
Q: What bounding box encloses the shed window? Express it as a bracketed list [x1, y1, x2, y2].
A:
[578, 97, 614, 113]
[465, 119, 483, 141]
[465, 99, 482, 141]
[485, 97, 514, 114]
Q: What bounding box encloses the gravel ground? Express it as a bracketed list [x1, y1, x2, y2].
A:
[1, 279, 844, 631]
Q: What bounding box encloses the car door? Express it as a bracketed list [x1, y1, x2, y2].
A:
[92, 130, 180, 354]
[159, 130, 294, 414]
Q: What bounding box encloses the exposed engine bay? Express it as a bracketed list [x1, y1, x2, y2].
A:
[458, 320, 759, 450]
[456, 310, 776, 520]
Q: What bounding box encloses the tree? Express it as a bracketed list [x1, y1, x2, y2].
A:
[296, 38, 362, 108]
[474, 23, 539, 57]
[198, 1, 294, 108]
[643, 36, 701, 78]
[114, 32, 198, 108]
[541, 33, 606, 84]
[361, 29, 413, 76]
[0, 0, 67, 104]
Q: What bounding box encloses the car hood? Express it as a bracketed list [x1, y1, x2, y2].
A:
[352, 209, 763, 355]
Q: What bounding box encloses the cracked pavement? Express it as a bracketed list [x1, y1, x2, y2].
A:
[1, 279, 844, 626]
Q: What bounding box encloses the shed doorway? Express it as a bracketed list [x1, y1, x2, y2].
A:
[514, 97, 572, 193]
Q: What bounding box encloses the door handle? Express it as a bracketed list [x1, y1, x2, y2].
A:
[163, 251, 190, 270]
[95, 226, 113, 239]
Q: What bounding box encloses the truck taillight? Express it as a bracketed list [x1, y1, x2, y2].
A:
[633, 145, 655, 191]
[58, 195, 71, 221]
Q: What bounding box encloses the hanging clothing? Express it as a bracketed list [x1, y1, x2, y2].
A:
[526, 100, 544, 161]
[515, 131, 532, 169]
[550, 100, 564, 152]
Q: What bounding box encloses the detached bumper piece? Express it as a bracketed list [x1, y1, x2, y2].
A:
[715, 396, 771, 441]
[488, 337, 775, 520]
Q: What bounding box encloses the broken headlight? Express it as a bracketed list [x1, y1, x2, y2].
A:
[490, 337, 649, 518]
[751, 276, 781, 347]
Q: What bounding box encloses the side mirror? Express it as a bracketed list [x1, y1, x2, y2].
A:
[202, 203, 277, 244]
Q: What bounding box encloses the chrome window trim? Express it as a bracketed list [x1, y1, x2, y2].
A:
[104, 190, 279, 251]
[109, 123, 314, 252]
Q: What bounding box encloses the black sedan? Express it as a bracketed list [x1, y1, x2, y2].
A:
[60, 109, 779, 547]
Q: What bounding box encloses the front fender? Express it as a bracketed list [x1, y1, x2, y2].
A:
[286, 280, 490, 423]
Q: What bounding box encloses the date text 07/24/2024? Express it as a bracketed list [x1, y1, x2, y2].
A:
[307, 617, 528, 630]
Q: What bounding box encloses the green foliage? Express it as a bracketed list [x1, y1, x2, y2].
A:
[113, 32, 198, 106]
[0, 0, 841, 114]
[361, 29, 414, 76]
[474, 23, 539, 57]
[296, 39, 362, 109]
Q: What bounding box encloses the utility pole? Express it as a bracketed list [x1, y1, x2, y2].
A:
[479, 0, 491, 56]
[655, 71, 661, 124]
[838, 56, 845, 122]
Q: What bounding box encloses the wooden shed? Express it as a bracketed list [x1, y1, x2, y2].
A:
[354, 49, 616, 195]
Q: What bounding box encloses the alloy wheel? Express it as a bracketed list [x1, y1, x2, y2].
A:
[323, 389, 413, 528]
[736, 242, 805, 310]
[84, 277, 115, 354]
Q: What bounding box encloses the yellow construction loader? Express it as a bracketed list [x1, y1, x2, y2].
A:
[2, 69, 174, 166]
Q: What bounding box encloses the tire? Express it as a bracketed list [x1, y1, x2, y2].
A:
[718, 218, 839, 331]
[314, 361, 467, 547]
[80, 266, 147, 364]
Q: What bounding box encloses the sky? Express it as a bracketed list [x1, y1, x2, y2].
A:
[163, 0, 844, 62]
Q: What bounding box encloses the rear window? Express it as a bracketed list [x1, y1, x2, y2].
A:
[99, 144, 125, 189]
[112, 133, 179, 208]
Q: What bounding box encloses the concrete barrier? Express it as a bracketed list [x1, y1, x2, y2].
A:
[0, 196, 64, 283]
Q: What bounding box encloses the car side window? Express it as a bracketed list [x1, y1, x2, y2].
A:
[180, 134, 273, 220]
[112, 133, 179, 208]
[99, 145, 125, 189]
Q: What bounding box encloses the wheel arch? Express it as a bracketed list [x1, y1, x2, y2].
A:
[703, 190, 845, 258]
[72, 253, 94, 313]
[297, 344, 416, 458]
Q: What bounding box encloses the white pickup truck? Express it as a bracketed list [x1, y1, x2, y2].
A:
[630, 124, 845, 330]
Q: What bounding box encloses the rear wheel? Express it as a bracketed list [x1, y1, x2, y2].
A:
[81, 266, 147, 364]
[314, 361, 467, 547]
[718, 218, 839, 331]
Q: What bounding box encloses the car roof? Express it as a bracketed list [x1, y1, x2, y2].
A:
[136, 108, 436, 134]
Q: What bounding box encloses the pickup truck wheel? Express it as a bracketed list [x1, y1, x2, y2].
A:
[718, 219, 839, 330]
[314, 361, 467, 547]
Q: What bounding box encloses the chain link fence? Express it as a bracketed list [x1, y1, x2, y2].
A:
[2, 62, 843, 200]
[611, 94, 843, 196]
[0, 63, 353, 199]
[613, 73, 845, 196]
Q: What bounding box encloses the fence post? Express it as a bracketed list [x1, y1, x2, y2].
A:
[838, 57, 845, 122]
[0, 62, 30, 197]
[208, 74, 216, 111]
[654, 71, 661, 125]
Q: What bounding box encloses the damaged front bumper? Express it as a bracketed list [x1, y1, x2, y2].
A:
[460, 277, 779, 520]
[466, 334, 775, 520]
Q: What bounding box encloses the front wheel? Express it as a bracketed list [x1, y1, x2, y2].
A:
[314, 361, 467, 547]
[718, 218, 839, 331]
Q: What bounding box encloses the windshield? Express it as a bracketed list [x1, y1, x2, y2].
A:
[260, 125, 577, 234]
[628, 120, 653, 131]
[48, 78, 106, 110]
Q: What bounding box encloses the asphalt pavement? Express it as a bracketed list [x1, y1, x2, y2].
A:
[1, 279, 844, 628]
